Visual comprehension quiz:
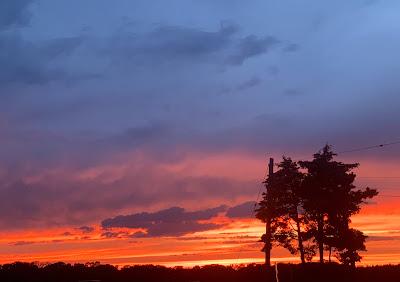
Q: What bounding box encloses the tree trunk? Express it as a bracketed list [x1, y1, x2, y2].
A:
[317, 217, 324, 264]
[328, 246, 332, 262]
[295, 215, 305, 264]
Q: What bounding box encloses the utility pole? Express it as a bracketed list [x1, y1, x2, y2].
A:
[265, 157, 274, 268]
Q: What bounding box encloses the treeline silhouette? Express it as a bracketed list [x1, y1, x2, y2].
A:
[1, 262, 400, 282]
[256, 145, 378, 267]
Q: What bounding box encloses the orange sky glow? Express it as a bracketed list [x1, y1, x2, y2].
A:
[0, 152, 399, 267]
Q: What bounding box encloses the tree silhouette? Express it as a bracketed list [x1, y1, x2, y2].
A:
[268, 157, 314, 264]
[1, 261, 400, 282]
[299, 145, 378, 264]
[334, 228, 367, 268]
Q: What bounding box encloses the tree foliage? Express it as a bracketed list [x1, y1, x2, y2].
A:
[256, 145, 378, 266]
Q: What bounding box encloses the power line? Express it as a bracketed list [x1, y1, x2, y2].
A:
[338, 140, 400, 154]
[339, 141, 400, 198]
[290, 139, 400, 162]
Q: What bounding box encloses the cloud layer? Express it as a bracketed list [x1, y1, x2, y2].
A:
[0, 0, 400, 235]
[102, 205, 227, 237]
[101, 201, 260, 237]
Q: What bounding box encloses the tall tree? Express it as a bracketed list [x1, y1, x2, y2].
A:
[271, 157, 309, 264]
[257, 157, 316, 264]
[299, 145, 378, 264]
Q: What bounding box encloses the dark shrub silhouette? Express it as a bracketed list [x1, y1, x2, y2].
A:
[1, 262, 400, 282]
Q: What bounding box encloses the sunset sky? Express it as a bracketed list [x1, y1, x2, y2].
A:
[1, 0, 400, 267]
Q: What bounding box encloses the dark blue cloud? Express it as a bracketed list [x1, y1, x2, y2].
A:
[100, 201, 266, 238]
[226, 201, 256, 218]
[0, 33, 83, 86]
[103, 24, 237, 65]
[236, 77, 262, 91]
[0, 0, 34, 30]
[226, 35, 279, 65]
[99, 23, 280, 68]
[77, 226, 95, 233]
[102, 205, 227, 237]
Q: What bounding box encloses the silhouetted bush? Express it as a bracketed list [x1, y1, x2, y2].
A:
[0, 261, 399, 282]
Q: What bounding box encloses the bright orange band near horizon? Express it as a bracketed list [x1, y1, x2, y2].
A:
[0, 152, 399, 267]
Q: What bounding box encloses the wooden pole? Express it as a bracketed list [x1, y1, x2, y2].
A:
[265, 158, 274, 268]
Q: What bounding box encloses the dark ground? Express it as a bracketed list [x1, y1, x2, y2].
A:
[1, 262, 399, 282]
